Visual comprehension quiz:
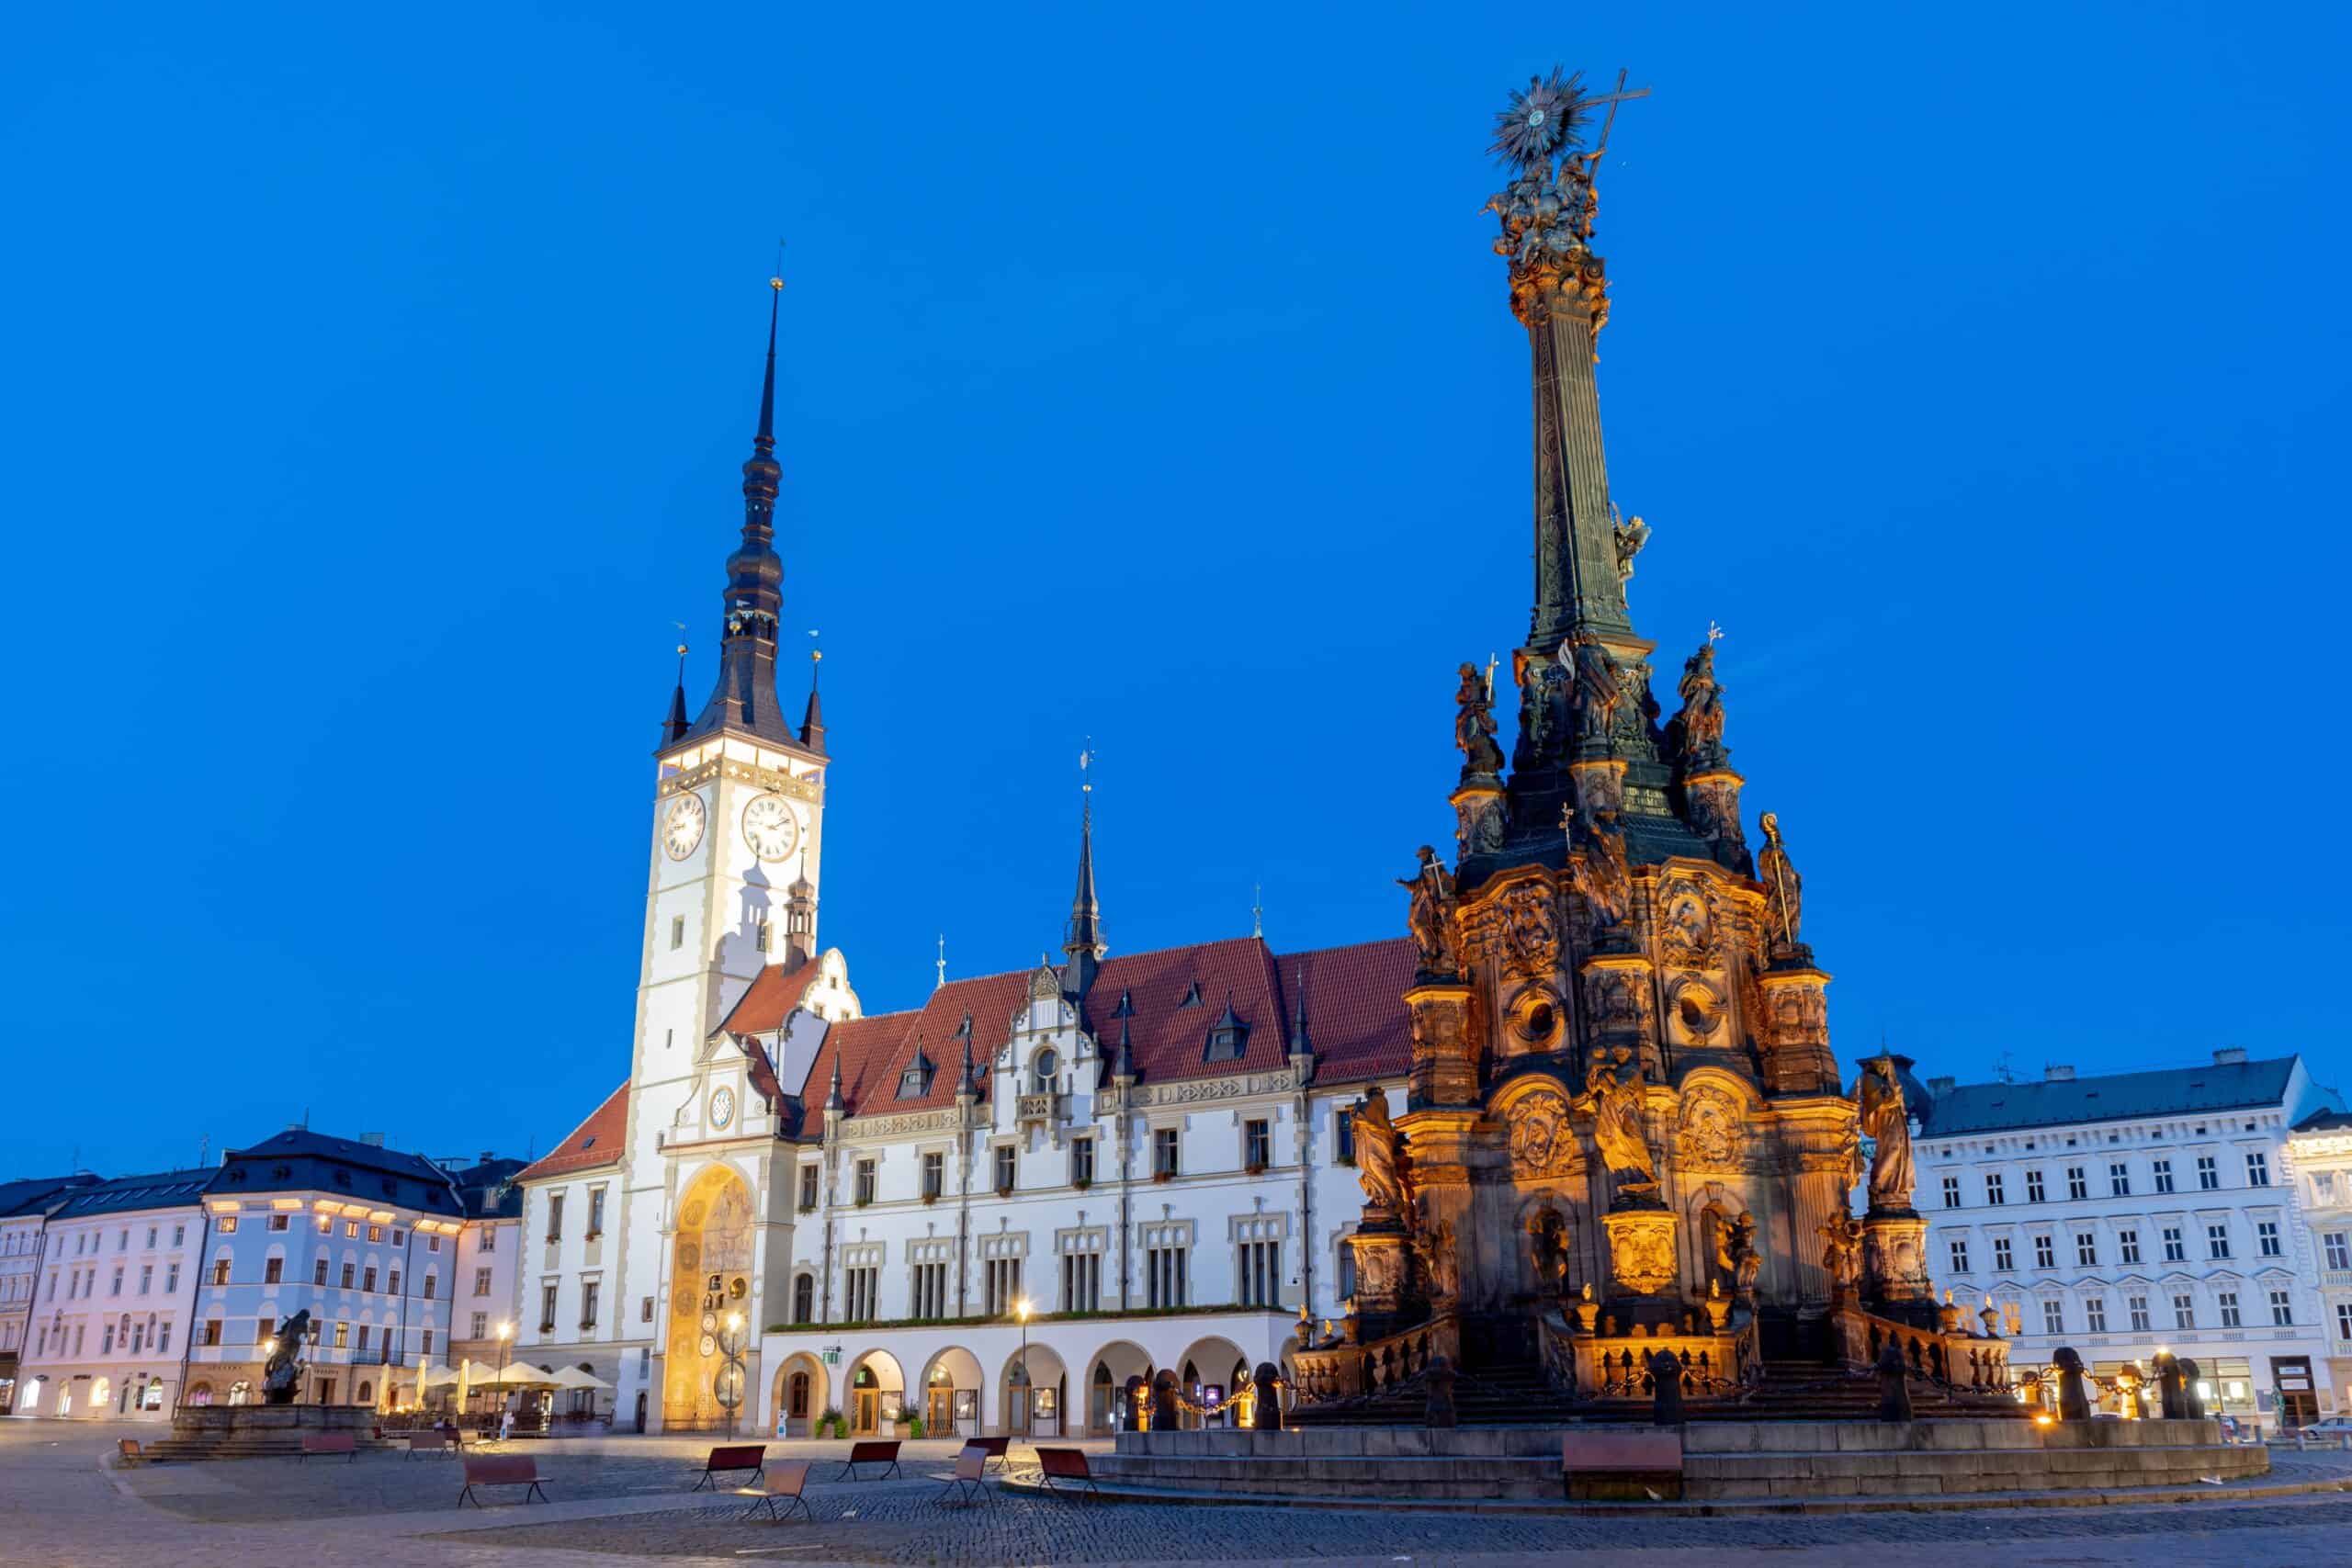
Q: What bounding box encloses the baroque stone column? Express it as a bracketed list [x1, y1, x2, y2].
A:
[1755, 963, 1838, 1096]
[1405, 983, 1479, 1110]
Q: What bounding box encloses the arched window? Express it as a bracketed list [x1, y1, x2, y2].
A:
[1033, 1049, 1058, 1092]
[791, 1273, 813, 1324]
[356, 1382, 372, 1404]
[787, 1371, 809, 1418]
[91, 1377, 111, 1409]
[187, 1382, 213, 1407]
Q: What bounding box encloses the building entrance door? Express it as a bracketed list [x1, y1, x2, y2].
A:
[2273, 1357, 2318, 1430]
[926, 1386, 954, 1434]
[854, 1389, 879, 1435]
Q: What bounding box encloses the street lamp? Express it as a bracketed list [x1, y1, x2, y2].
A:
[721, 1312, 747, 1440]
[1014, 1297, 1032, 1437]
[494, 1321, 513, 1434]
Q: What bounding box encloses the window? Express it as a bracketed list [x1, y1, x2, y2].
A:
[368, 1224, 383, 1244]
[993, 1146, 1016, 1194]
[2316, 1171, 2339, 1204]
[1949, 1238, 1969, 1273]
[579, 1281, 598, 1328]
[670, 915, 684, 950]
[264, 1258, 282, 1285]
[1238, 1238, 1282, 1306]
[2025, 1170, 2045, 1203]
[1992, 1236, 2014, 1271]
[1245, 1119, 1272, 1171]
[2075, 1233, 2097, 1267]
[539, 1284, 558, 1333]
[791, 1274, 813, 1324]
[109, 1267, 122, 1296]
[921, 1152, 944, 1201]
[2109, 1162, 2131, 1197]
[1984, 1173, 2006, 1206]
[392, 1229, 406, 1247]
[844, 1266, 879, 1322]
[854, 1160, 877, 1206]
[420, 1273, 435, 1300]
[343, 1220, 357, 1238]
[211, 1258, 231, 1286]
[363, 1267, 378, 1293]
[102, 1324, 114, 1355]
[2033, 1235, 2054, 1269]
[313, 1258, 328, 1286]
[138, 1265, 151, 1294]
[156, 1322, 170, 1354]
[2041, 1299, 2064, 1336]
[2162, 1226, 2186, 1263]
[2154, 1158, 2174, 1194]
[797, 1167, 820, 1213]
[202, 1319, 222, 1347]
[475, 1268, 492, 1297]
[481, 1227, 496, 1253]
[2336, 1303, 2352, 1342]
[985, 1257, 1023, 1315]
[1941, 1176, 1962, 1209]
[1071, 1138, 1095, 1188]
[2128, 1294, 2151, 1333]
[2119, 1228, 2142, 1264]
[2207, 1224, 2231, 1260]
[2173, 1292, 2196, 1329]
[172, 1225, 185, 1247]
[641, 1296, 653, 1323]
[911, 1261, 949, 1318]
[2065, 1167, 2087, 1201]
[754, 919, 770, 953]
[2085, 1295, 2108, 1333]
[2327, 1233, 2350, 1270]
[1146, 1244, 1188, 1308]
[1154, 1128, 1181, 1179]
[1337, 1108, 1357, 1165]
[426, 1234, 439, 1252]
[2271, 1290, 2294, 1326]
[2258, 1221, 2282, 1258]
[2197, 1155, 2219, 1191]
[334, 1322, 350, 1348]
[218, 1216, 239, 1234]
[339, 1262, 355, 1290]
[2218, 1291, 2242, 1327]
[254, 1319, 273, 1345]
[266, 1213, 288, 1233]
[164, 1264, 177, 1293]
[2246, 1151, 2270, 1188]
[586, 1188, 606, 1238]
[1033, 1049, 1058, 1092]
[421, 1329, 433, 1357]
[1061, 1250, 1101, 1312]
[546, 1196, 563, 1242]
[470, 1313, 487, 1338]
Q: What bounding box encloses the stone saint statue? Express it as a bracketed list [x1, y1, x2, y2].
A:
[1612, 510, 1650, 583]
[1415, 1220, 1460, 1301]
[1351, 1093, 1408, 1220]
[1453, 662, 1505, 779]
[1566, 810, 1634, 931]
[1529, 1209, 1569, 1297]
[1396, 845, 1458, 974]
[1857, 1057, 1917, 1213]
[1817, 1215, 1864, 1296]
[1727, 1212, 1762, 1300]
[1584, 1048, 1657, 1194]
[262, 1309, 312, 1404]
[1566, 636, 1622, 745]
[1672, 640, 1726, 772]
[1757, 812, 1804, 952]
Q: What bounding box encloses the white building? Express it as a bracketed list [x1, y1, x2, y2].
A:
[1916, 1051, 2343, 1432]
[441, 1154, 527, 1402]
[2285, 1109, 2352, 1406]
[10, 1170, 209, 1421]
[0, 1177, 99, 1413]
[517, 296, 1414, 1438]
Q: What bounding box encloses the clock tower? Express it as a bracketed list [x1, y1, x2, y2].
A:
[620, 278, 831, 1317]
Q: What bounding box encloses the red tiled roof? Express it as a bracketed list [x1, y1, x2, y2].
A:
[515, 1080, 628, 1183]
[788, 934, 1417, 1119]
[715, 957, 828, 1036]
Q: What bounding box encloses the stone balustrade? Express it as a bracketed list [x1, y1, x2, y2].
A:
[1289, 1314, 1460, 1405]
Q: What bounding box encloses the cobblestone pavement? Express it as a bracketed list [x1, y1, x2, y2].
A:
[5, 1419, 2352, 1568]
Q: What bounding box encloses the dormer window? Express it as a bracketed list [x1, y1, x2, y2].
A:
[1178, 982, 1204, 1009]
[897, 1048, 935, 1100]
[1204, 1000, 1249, 1063]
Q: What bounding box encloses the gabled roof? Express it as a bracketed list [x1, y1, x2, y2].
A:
[445, 1156, 529, 1220]
[716, 957, 831, 1037]
[516, 1082, 629, 1183]
[1917, 1056, 2309, 1139]
[207, 1131, 464, 1214]
[52, 1168, 215, 1221]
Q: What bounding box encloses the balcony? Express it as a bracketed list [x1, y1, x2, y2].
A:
[1016, 1091, 1061, 1125]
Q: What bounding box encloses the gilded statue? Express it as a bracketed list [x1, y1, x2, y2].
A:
[1757, 811, 1804, 952]
[1453, 662, 1505, 778]
[1857, 1056, 1917, 1213]
[1565, 809, 1633, 930]
[1612, 509, 1650, 582]
[1396, 845, 1458, 975]
[1351, 1092, 1410, 1220]
[1584, 1046, 1657, 1195]
[1818, 1214, 1864, 1296]
[1719, 1211, 1761, 1300]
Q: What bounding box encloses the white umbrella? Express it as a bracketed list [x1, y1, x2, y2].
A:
[417, 1363, 465, 1389]
[546, 1365, 613, 1392]
[477, 1361, 559, 1388]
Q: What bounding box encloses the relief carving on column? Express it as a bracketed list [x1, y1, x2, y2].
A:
[1676, 1085, 1745, 1173]
[1505, 1089, 1577, 1180]
[1496, 880, 1561, 979]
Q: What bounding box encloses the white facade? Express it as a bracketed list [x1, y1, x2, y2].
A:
[2284, 1111, 2352, 1407]
[1918, 1052, 2340, 1431]
[10, 1174, 208, 1421]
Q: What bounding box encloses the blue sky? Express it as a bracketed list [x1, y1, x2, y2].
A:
[3, 3, 2345, 1178]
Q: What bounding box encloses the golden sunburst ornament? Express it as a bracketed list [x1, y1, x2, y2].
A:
[1490, 67, 1590, 169]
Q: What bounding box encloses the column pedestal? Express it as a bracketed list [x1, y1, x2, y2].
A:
[1600, 1207, 1680, 1300]
[1863, 1211, 1933, 1314]
[1756, 963, 1837, 1095]
[1405, 983, 1478, 1110]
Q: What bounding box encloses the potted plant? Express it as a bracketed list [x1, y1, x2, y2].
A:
[905, 1414, 925, 1439]
[1151, 1168, 1173, 1184]
[1071, 1176, 1092, 1192]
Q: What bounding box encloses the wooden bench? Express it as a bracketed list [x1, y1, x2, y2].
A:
[300, 1431, 358, 1463]
[835, 1439, 900, 1481]
[117, 1438, 145, 1466]
[936, 1442, 991, 1506]
[735, 1459, 813, 1522]
[966, 1434, 1012, 1472]
[1034, 1446, 1097, 1497]
[693, 1442, 767, 1491]
[1562, 1428, 1683, 1501]
[458, 1453, 549, 1507]
[406, 1431, 459, 1460]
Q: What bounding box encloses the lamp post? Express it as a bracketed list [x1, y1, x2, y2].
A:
[1014, 1297, 1032, 1438]
[721, 1312, 746, 1441]
[495, 1320, 513, 1434]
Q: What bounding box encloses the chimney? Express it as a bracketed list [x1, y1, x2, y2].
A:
[2044, 1065, 2075, 1082]
[2212, 1046, 2248, 1066]
[359, 1132, 386, 1147]
[1927, 1076, 1957, 1096]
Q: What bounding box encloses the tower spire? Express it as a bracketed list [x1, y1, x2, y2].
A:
[662, 633, 690, 746]
[682, 273, 798, 749]
[1063, 743, 1105, 995]
[799, 635, 825, 751]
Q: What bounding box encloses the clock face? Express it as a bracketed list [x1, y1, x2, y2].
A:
[709, 1087, 736, 1131]
[662, 792, 707, 860]
[741, 793, 799, 862]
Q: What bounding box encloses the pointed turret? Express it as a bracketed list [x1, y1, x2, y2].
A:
[661, 639, 691, 746]
[799, 647, 826, 752]
[1113, 1013, 1136, 1084]
[824, 1056, 844, 1113]
[1288, 964, 1312, 1055]
[956, 1017, 978, 1100]
[1063, 754, 1105, 997]
[683, 277, 803, 749]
